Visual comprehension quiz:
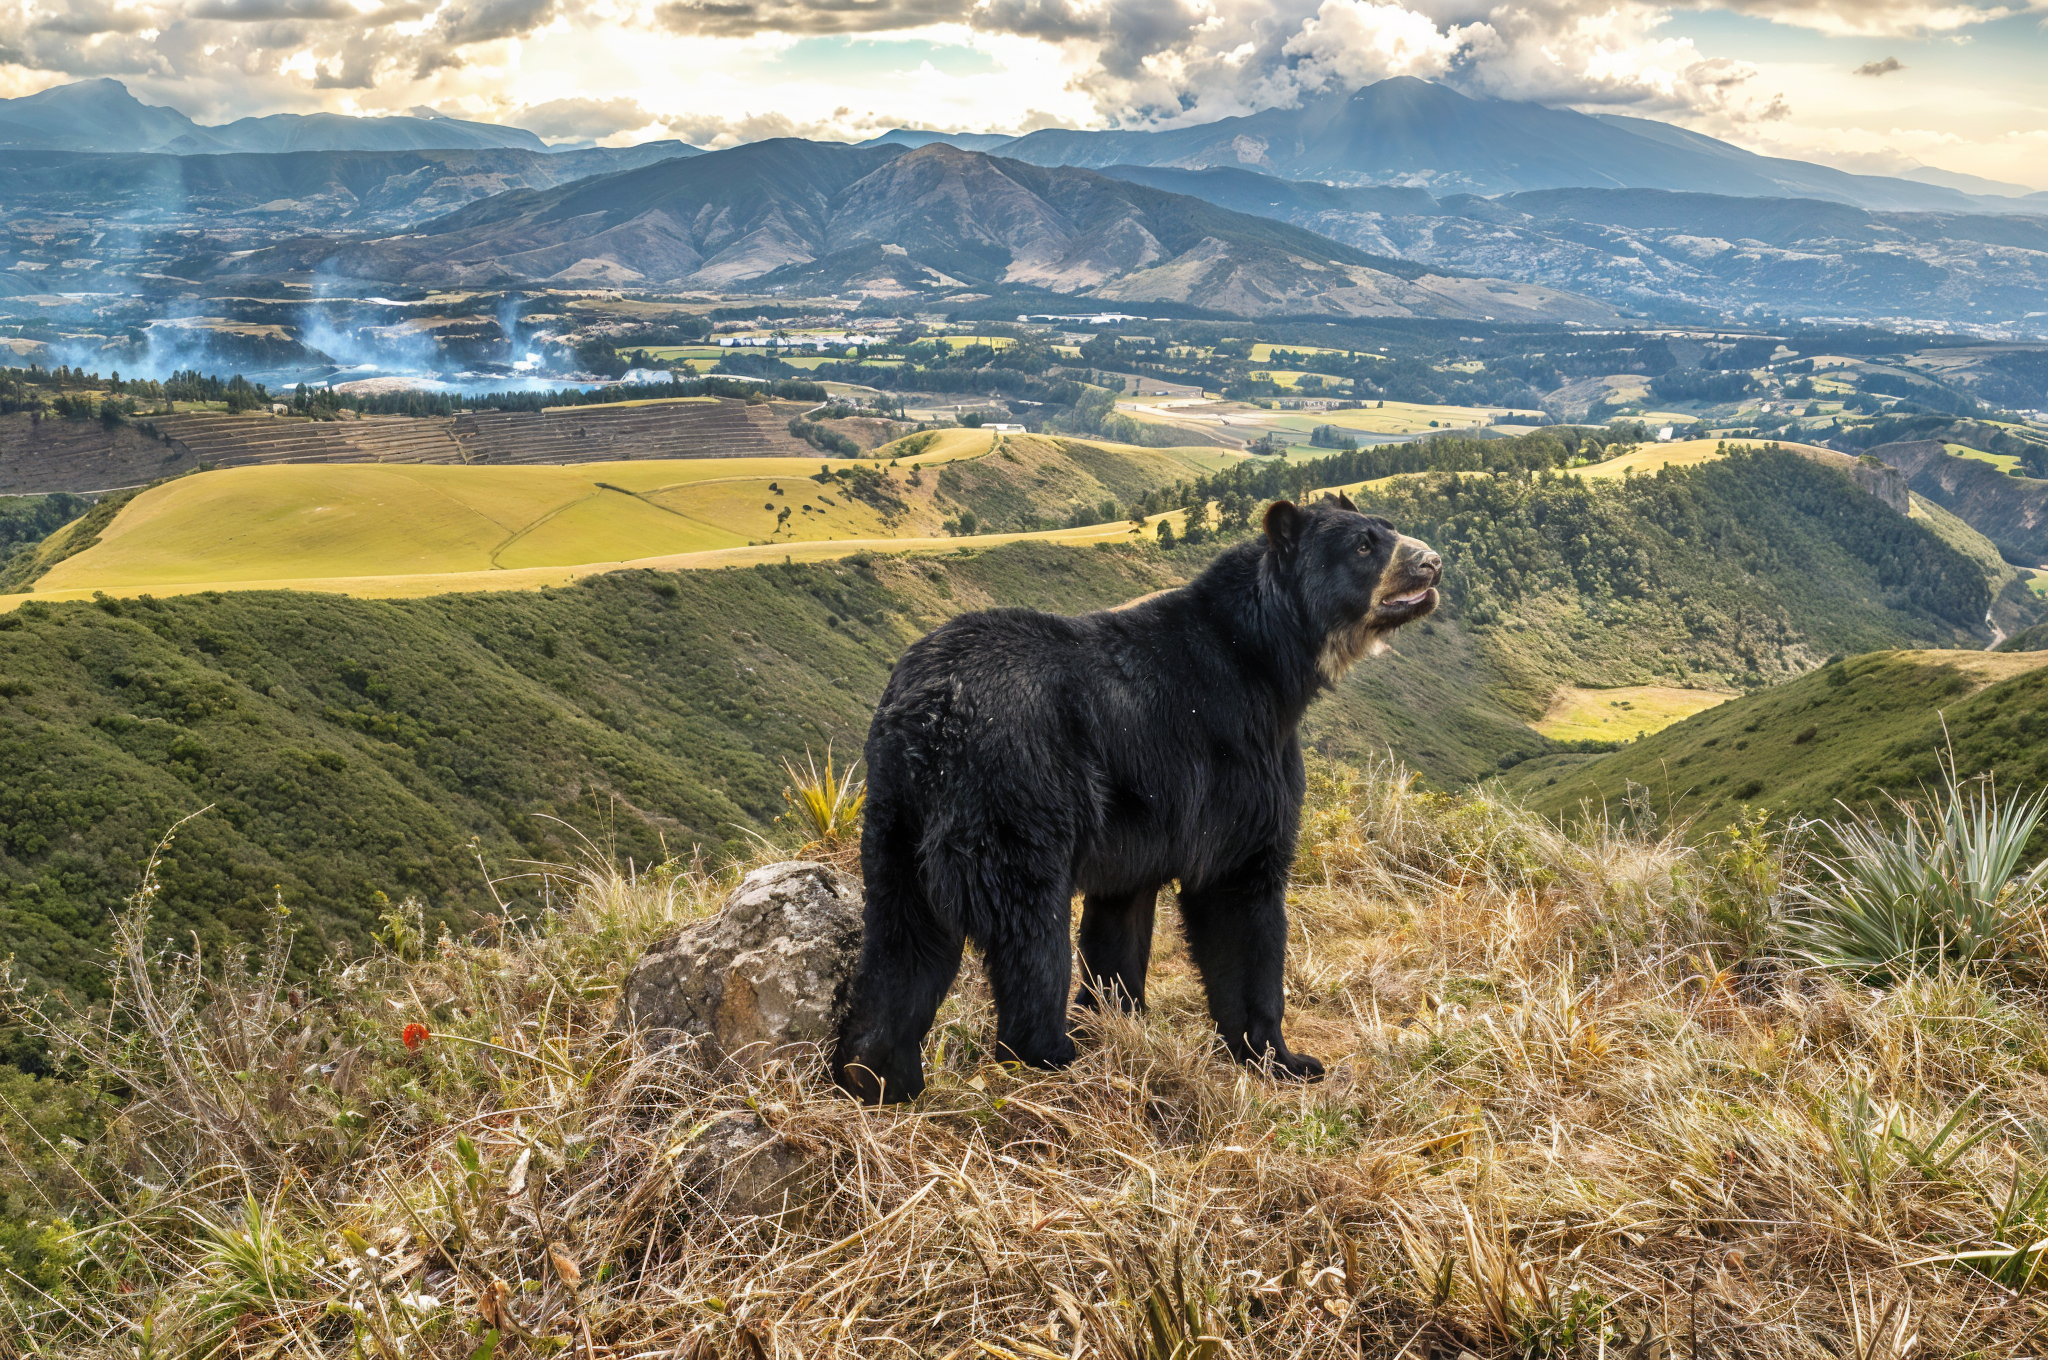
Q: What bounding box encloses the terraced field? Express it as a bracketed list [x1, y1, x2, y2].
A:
[12, 430, 1238, 603]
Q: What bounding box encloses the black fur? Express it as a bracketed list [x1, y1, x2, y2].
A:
[833, 497, 1442, 1103]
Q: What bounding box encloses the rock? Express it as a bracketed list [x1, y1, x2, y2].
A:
[619, 860, 864, 1070]
[672, 1112, 820, 1221]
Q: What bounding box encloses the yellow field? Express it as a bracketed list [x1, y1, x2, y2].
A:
[1246, 343, 1372, 363]
[8, 509, 1194, 608]
[9, 428, 1249, 605]
[1248, 370, 1352, 391]
[1259, 401, 1537, 437]
[1575, 437, 1846, 479]
[1535, 685, 1737, 742]
[1947, 442, 2021, 473]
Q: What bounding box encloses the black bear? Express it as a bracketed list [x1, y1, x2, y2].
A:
[833, 496, 1441, 1103]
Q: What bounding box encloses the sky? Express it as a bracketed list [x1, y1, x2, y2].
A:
[2, 0, 2045, 189]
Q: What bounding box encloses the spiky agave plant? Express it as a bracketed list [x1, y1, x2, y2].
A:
[1792, 770, 2048, 982]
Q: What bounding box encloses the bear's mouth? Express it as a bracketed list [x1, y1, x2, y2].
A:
[1373, 583, 1438, 620]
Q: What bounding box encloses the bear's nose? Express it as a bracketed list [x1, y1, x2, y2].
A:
[1419, 551, 1442, 581]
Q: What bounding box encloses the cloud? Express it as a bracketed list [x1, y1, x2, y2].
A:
[1708, 0, 2031, 37]
[1854, 56, 1906, 75]
[515, 94, 657, 138]
[31, 0, 161, 35]
[653, 0, 969, 38]
[186, 0, 357, 19]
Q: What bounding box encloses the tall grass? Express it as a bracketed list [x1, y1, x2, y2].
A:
[7, 759, 2048, 1356]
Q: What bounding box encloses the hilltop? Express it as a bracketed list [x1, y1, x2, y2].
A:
[0, 78, 552, 155]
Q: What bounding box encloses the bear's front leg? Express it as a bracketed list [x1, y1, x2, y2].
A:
[1176, 858, 1324, 1080]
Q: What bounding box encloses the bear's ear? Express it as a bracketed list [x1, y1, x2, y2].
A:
[1327, 492, 1358, 512]
[1263, 500, 1305, 557]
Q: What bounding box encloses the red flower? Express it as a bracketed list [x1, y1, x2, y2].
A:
[402, 1023, 430, 1051]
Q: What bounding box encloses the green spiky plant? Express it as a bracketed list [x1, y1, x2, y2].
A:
[1791, 769, 2048, 982]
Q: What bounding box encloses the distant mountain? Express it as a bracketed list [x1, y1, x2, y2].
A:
[0, 79, 197, 153]
[161, 110, 548, 155]
[997, 78, 2037, 217]
[0, 144, 704, 238]
[1905, 166, 2038, 198]
[1094, 166, 2048, 324]
[200, 139, 1620, 322]
[858, 129, 1017, 152]
[0, 79, 551, 155]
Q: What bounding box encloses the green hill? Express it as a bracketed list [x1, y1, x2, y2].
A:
[1503, 648, 2048, 834]
[2, 437, 2013, 998]
[1340, 444, 1999, 734]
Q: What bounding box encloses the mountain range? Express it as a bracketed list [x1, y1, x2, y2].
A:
[8, 76, 2042, 221]
[0, 78, 551, 155]
[1092, 167, 2048, 325]
[912, 79, 2047, 218]
[199, 140, 1620, 322]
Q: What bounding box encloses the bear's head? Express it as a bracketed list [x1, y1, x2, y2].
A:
[1262, 494, 1441, 683]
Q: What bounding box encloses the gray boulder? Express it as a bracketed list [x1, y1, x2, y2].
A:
[619, 860, 864, 1070]
[672, 1112, 820, 1221]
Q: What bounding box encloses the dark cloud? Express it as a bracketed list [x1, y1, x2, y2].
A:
[652, 0, 971, 38]
[33, 1, 159, 35]
[1854, 56, 1906, 76]
[516, 95, 655, 138]
[436, 0, 558, 44]
[187, 0, 358, 19]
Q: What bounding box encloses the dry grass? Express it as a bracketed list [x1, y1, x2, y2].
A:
[10, 763, 2048, 1358]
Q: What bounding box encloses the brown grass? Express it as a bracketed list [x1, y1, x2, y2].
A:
[9, 761, 2048, 1358]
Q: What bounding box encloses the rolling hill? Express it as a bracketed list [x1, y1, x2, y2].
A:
[1503, 648, 2048, 837]
[202, 140, 1620, 321]
[0, 428, 2025, 996]
[1092, 168, 2048, 325]
[3, 430, 1237, 598]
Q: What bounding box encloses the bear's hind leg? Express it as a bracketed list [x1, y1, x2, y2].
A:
[1177, 859, 1324, 1081]
[835, 902, 962, 1104]
[1076, 887, 1157, 1014]
[835, 804, 963, 1105]
[978, 868, 1080, 1070]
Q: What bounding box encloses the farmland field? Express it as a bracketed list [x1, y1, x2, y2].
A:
[1534, 684, 1737, 742]
[1946, 442, 2021, 473]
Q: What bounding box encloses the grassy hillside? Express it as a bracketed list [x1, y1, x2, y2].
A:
[0, 544, 1222, 996]
[1505, 648, 2048, 834]
[2, 439, 2010, 998]
[15, 432, 1235, 597]
[21, 756, 2048, 1358]
[1345, 445, 1995, 728]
